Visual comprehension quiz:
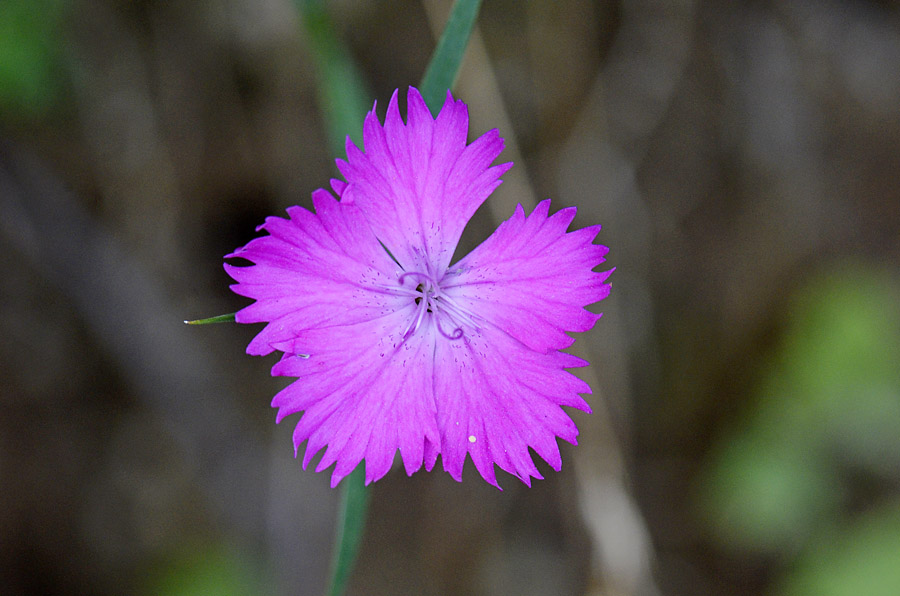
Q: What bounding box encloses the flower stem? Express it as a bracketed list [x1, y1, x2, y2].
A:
[325, 465, 370, 596]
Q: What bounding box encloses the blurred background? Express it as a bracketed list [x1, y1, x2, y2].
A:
[2, 0, 900, 594]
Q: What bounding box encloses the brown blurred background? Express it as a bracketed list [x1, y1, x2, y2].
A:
[2, 1, 899, 595]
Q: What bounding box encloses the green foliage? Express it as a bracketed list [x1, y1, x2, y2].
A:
[419, 0, 483, 115]
[141, 543, 268, 596]
[702, 427, 841, 552]
[326, 465, 369, 596]
[295, 0, 484, 151]
[184, 313, 236, 325]
[776, 267, 900, 473]
[777, 504, 900, 596]
[0, 0, 67, 117]
[700, 262, 900, 557]
[295, 0, 371, 153]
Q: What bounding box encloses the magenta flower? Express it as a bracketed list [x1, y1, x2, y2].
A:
[225, 87, 612, 488]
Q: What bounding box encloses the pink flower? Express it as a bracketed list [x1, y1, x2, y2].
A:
[225, 87, 612, 488]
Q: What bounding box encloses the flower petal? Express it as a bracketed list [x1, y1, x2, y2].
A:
[448, 199, 613, 354]
[336, 87, 511, 273]
[432, 323, 592, 488]
[271, 315, 441, 487]
[225, 189, 401, 356]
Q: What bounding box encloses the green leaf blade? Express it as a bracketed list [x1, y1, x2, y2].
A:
[419, 0, 483, 114]
[184, 313, 236, 325]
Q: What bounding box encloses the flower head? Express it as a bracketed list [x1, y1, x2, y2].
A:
[226, 87, 612, 488]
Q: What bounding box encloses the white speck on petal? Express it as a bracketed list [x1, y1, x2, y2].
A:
[468, 435, 476, 443]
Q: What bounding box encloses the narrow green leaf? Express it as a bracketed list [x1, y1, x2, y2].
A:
[294, 0, 371, 154]
[419, 0, 483, 114]
[326, 465, 370, 596]
[184, 313, 236, 325]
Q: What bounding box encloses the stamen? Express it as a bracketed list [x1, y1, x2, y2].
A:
[392, 269, 474, 343]
[434, 293, 480, 331]
[404, 296, 428, 339]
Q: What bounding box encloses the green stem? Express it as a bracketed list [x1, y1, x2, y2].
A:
[326, 465, 370, 596]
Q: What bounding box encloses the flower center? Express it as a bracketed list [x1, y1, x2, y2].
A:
[395, 270, 476, 341]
